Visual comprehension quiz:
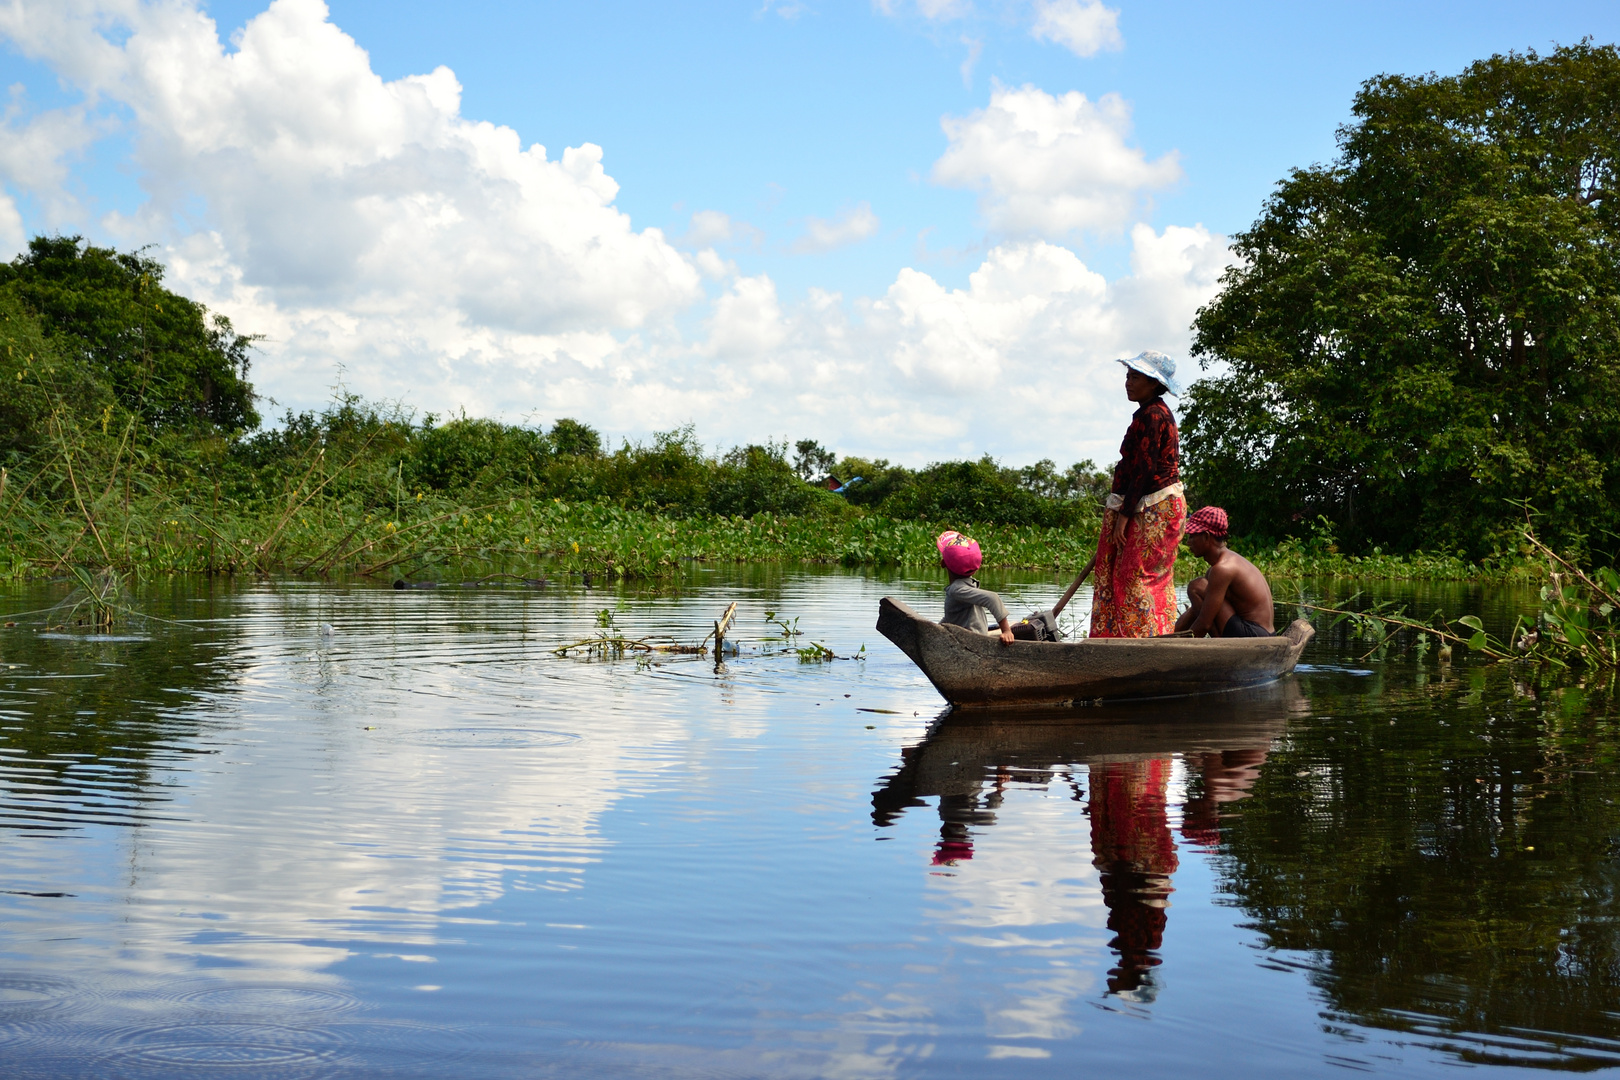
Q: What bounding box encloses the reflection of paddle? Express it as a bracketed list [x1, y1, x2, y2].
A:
[1019, 553, 1098, 640]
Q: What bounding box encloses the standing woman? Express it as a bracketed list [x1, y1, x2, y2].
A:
[1090, 351, 1186, 638]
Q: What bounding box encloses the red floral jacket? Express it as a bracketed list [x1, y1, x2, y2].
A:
[1110, 397, 1179, 515]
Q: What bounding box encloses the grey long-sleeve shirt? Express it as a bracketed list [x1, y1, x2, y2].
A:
[942, 576, 1010, 633]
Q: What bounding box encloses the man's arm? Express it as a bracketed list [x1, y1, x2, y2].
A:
[1190, 565, 1234, 638]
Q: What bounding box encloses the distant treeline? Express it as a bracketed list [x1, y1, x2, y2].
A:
[225, 399, 1111, 529]
[0, 234, 1119, 579]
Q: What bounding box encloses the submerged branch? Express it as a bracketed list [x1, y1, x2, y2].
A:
[552, 634, 705, 656]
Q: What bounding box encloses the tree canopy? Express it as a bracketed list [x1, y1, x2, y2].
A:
[1183, 42, 1620, 559]
[0, 235, 259, 435]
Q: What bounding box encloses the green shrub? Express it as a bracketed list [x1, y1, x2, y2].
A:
[540, 425, 710, 511]
[708, 443, 818, 517]
[879, 456, 1097, 529]
[410, 417, 551, 491]
[831, 456, 915, 507]
[549, 417, 601, 458]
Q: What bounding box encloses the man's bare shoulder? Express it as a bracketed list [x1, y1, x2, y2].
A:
[1225, 549, 1262, 574]
[1226, 549, 1272, 597]
[1208, 549, 1268, 589]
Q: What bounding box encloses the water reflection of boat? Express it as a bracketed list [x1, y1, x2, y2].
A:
[873, 681, 1305, 999]
[877, 597, 1314, 707]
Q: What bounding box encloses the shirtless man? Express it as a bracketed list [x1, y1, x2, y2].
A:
[1173, 506, 1275, 638]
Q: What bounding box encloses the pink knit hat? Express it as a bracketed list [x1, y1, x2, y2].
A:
[1185, 506, 1229, 538]
[936, 531, 983, 576]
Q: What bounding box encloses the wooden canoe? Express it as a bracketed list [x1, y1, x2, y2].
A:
[876, 596, 1314, 708]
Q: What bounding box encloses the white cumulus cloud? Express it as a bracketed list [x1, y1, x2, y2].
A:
[0, 0, 702, 343]
[876, 241, 1104, 391]
[0, 89, 105, 238]
[1030, 0, 1122, 58]
[0, 0, 1228, 470]
[0, 194, 23, 258]
[793, 203, 880, 253]
[682, 209, 739, 247]
[704, 274, 787, 358]
[724, 223, 1232, 465]
[933, 83, 1181, 239]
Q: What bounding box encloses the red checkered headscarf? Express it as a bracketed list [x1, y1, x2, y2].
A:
[1185, 506, 1229, 539]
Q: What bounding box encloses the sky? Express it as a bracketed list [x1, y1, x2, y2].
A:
[1, 0, 1616, 468]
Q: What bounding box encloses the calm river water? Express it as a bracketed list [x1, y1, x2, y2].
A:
[1, 567, 1616, 1077]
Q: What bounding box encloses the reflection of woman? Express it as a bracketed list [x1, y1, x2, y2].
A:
[1088, 758, 1178, 998]
[1091, 351, 1185, 639]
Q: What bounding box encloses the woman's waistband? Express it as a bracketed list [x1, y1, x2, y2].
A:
[1105, 480, 1184, 513]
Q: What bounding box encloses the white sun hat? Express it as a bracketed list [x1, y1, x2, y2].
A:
[1117, 350, 1182, 397]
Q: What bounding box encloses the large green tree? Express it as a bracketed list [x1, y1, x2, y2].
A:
[1183, 43, 1620, 558]
[0, 236, 259, 434]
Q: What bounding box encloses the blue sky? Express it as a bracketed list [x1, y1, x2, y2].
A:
[195, 0, 1620, 292]
[1, 1, 1616, 464]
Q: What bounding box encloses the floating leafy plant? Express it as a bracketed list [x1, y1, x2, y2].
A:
[764, 610, 802, 640]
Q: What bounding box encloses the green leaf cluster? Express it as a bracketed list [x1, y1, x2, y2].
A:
[0, 291, 113, 456]
[834, 454, 1108, 529]
[1185, 42, 1620, 559]
[0, 236, 258, 436]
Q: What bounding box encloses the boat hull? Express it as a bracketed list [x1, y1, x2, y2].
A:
[876, 596, 1314, 707]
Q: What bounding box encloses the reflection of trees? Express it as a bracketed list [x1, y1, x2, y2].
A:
[0, 593, 244, 831]
[1214, 669, 1620, 1068]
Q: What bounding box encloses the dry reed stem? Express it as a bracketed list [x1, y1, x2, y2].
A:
[254, 432, 391, 567]
[1522, 530, 1620, 613]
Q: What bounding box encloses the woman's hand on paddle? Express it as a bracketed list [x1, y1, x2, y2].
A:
[1111, 511, 1129, 546]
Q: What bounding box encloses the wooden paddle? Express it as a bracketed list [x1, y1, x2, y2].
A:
[1015, 553, 1098, 641]
[1050, 554, 1097, 619]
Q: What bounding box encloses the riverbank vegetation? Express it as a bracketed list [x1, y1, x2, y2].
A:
[1294, 527, 1620, 671]
[0, 204, 1565, 587]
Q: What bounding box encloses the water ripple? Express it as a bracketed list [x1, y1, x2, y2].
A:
[402, 727, 580, 750]
[171, 983, 362, 1017]
[99, 1021, 343, 1072]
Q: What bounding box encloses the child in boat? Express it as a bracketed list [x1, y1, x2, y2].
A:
[938, 531, 1016, 646]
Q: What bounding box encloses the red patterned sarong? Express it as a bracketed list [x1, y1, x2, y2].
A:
[1089, 492, 1185, 638]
